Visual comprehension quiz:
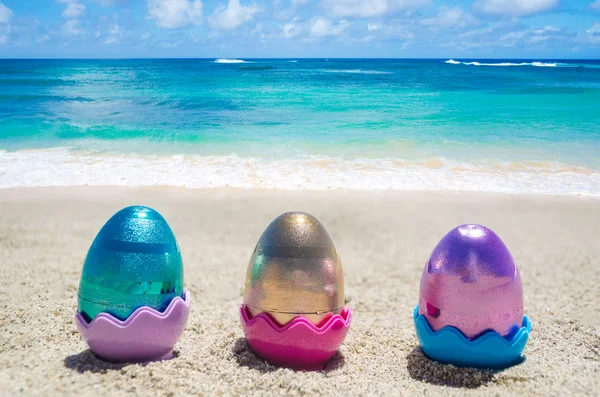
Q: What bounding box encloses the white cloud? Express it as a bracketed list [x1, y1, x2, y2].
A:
[62, 19, 84, 36]
[0, 1, 11, 45]
[58, 0, 86, 39]
[579, 23, 599, 44]
[473, 0, 559, 18]
[104, 23, 122, 44]
[321, 0, 428, 18]
[162, 40, 180, 48]
[0, 26, 9, 44]
[282, 21, 299, 38]
[458, 21, 571, 49]
[37, 33, 52, 44]
[310, 17, 349, 36]
[141, 32, 152, 40]
[533, 25, 559, 34]
[250, 23, 262, 36]
[274, 8, 294, 20]
[499, 30, 528, 42]
[367, 23, 380, 30]
[456, 21, 527, 48]
[63, 2, 85, 18]
[146, 0, 203, 29]
[274, 0, 308, 20]
[421, 7, 478, 28]
[586, 23, 600, 34]
[210, 0, 259, 30]
[0, 2, 12, 24]
[0, 0, 13, 45]
[527, 34, 549, 43]
[381, 23, 414, 40]
[591, 0, 600, 10]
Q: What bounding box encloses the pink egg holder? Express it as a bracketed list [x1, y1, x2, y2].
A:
[239, 304, 352, 370]
[75, 290, 190, 363]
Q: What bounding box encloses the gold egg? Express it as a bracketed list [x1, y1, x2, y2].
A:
[243, 212, 344, 326]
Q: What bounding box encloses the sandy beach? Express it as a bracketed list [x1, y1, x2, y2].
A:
[0, 187, 598, 396]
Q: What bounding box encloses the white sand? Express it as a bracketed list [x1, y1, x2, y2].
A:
[0, 187, 598, 396]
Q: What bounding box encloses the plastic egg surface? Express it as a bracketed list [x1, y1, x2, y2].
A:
[418, 224, 523, 339]
[243, 212, 344, 326]
[78, 206, 184, 322]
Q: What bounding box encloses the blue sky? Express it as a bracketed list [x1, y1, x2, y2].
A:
[0, 0, 599, 58]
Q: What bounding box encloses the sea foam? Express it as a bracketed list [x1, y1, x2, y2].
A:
[215, 59, 247, 63]
[1, 149, 598, 196]
[446, 60, 558, 67]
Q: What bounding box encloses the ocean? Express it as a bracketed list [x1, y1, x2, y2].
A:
[1, 58, 599, 195]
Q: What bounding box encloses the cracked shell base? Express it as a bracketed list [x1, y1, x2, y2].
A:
[75, 290, 190, 363]
[240, 305, 352, 370]
[413, 306, 531, 369]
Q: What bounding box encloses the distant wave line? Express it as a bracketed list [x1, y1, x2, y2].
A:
[214, 59, 247, 64]
[445, 59, 558, 67]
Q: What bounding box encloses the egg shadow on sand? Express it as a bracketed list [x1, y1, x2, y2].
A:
[231, 337, 345, 374]
[407, 346, 505, 388]
[64, 349, 180, 374]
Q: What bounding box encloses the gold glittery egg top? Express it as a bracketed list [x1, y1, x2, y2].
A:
[243, 212, 344, 325]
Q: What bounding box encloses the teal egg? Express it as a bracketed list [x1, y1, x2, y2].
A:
[78, 206, 184, 322]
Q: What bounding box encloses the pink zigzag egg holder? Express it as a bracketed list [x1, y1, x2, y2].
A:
[75, 290, 190, 363]
[240, 304, 352, 370]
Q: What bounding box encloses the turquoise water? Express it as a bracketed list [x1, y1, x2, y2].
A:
[1, 58, 599, 194]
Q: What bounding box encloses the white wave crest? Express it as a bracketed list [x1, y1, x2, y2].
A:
[445, 59, 558, 67]
[1, 149, 599, 196]
[215, 59, 246, 64]
[531, 62, 557, 67]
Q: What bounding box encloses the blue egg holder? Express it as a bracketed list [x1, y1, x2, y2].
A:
[413, 306, 531, 369]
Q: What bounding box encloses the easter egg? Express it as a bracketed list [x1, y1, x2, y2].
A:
[418, 224, 523, 339]
[243, 212, 344, 326]
[78, 206, 184, 322]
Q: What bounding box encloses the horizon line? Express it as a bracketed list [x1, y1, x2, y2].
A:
[1, 57, 599, 61]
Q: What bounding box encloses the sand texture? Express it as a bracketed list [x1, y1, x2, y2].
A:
[0, 187, 599, 396]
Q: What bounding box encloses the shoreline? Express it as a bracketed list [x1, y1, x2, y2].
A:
[1, 187, 599, 395]
[2, 148, 600, 195]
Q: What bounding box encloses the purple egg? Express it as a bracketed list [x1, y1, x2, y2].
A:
[418, 224, 523, 339]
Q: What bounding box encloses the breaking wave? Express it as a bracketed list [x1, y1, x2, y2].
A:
[215, 59, 247, 64]
[1, 149, 599, 196]
[445, 59, 558, 67]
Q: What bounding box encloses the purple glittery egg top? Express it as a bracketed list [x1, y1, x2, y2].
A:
[418, 224, 524, 339]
